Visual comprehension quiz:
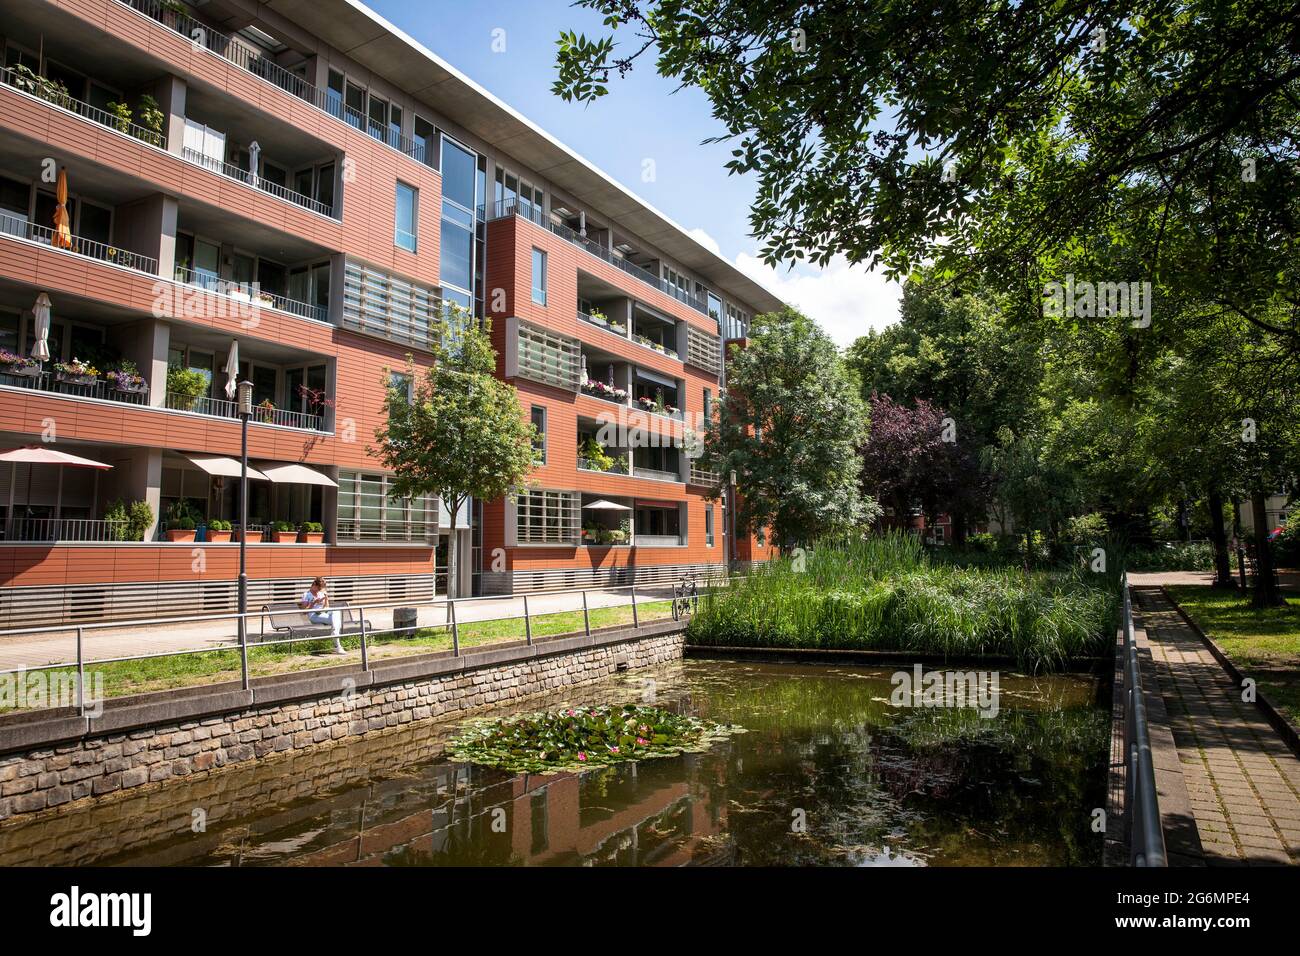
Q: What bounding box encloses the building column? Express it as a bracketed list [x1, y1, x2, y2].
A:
[154, 74, 188, 159]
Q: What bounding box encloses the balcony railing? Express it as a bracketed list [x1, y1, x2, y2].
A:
[0, 211, 158, 274]
[633, 396, 684, 420]
[490, 199, 711, 317]
[689, 462, 722, 486]
[2, 517, 128, 543]
[577, 456, 630, 475]
[165, 391, 325, 432]
[173, 266, 328, 323]
[1, 65, 166, 149]
[180, 147, 337, 218]
[579, 379, 629, 405]
[0, 366, 151, 408]
[634, 533, 684, 547]
[117, 0, 433, 167]
[631, 333, 680, 360]
[577, 310, 629, 336]
[631, 465, 681, 483]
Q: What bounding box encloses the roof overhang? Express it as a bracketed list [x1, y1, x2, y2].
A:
[258, 0, 786, 316]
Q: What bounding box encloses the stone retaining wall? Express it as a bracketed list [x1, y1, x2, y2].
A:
[0, 624, 685, 824]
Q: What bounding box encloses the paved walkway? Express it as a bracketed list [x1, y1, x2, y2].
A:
[1136, 587, 1300, 865]
[0, 585, 678, 672]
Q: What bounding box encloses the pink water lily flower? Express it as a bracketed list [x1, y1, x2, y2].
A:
[577, 751, 587, 762]
[636, 737, 648, 746]
[608, 746, 619, 754]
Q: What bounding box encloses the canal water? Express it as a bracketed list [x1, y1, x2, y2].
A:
[0, 660, 1109, 866]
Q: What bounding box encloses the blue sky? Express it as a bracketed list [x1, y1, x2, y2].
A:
[367, 0, 901, 345]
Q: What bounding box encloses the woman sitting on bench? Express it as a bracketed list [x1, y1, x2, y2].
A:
[300, 577, 345, 655]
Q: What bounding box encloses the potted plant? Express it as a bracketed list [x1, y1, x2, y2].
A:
[0, 348, 39, 379]
[256, 398, 276, 424]
[163, 500, 200, 541]
[298, 521, 324, 543]
[166, 365, 209, 411]
[135, 94, 164, 148]
[54, 357, 98, 386]
[587, 307, 608, 327]
[270, 520, 297, 543]
[234, 518, 264, 543]
[206, 518, 233, 543]
[107, 360, 147, 395]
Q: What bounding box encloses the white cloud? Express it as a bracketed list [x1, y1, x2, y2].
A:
[688, 229, 903, 347]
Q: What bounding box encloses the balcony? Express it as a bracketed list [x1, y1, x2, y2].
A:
[633, 534, 685, 547]
[0, 366, 150, 406]
[116, 0, 430, 165]
[0, 212, 157, 276]
[491, 199, 711, 317]
[173, 267, 328, 324]
[0, 64, 166, 150]
[690, 461, 722, 487]
[180, 147, 337, 219]
[578, 309, 628, 337]
[163, 392, 325, 432]
[630, 465, 681, 483]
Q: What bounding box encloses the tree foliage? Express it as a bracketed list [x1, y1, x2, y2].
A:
[703, 307, 876, 548]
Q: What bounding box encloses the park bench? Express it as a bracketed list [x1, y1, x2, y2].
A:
[258, 600, 371, 643]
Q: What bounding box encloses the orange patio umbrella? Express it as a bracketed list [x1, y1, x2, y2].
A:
[52, 166, 72, 250]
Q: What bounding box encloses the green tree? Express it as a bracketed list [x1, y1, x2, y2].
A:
[703, 307, 877, 549]
[374, 310, 538, 596]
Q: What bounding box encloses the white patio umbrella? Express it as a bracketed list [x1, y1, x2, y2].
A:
[582, 499, 632, 511]
[30, 293, 51, 362]
[223, 339, 239, 399]
[0, 446, 113, 535]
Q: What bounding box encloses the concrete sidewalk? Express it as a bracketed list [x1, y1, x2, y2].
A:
[1135, 588, 1300, 865]
[0, 585, 678, 672]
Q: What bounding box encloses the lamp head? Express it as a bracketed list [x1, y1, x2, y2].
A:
[237, 380, 254, 416]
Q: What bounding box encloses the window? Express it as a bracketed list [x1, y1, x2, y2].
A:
[367, 93, 388, 141]
[413, 116, 437, 168]
[395, 182, 418, 252]
[315, 163, 335, 212]
[337, 471, 439, 542]
[388, 371, 413, 402]
[344, 80, 365, 129]
[515, 489, 580, 545]
[440, 136, 476, 211]
[326, 69, 345, 120]
[531, 248, 547, 305]
[440, 201, 473, 292]
[706, 505, 715, 546]
[703, 388, 713, 424]
[530, 406, 547, 464]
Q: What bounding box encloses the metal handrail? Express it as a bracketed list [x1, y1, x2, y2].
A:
[0, 65, 166, 149]
[164, 390, 325, 432]
[2, 518, 129, 543]
[0, 368, 149, 406]
[0, 211, 158, 274]
[0, 579, 718, 714]
[173, 266, 328, 322]
[180, 147, 337, 218]
[1122, 573, 1167, 866]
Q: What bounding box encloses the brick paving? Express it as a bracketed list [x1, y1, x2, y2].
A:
[1135, 588, 1300, 865]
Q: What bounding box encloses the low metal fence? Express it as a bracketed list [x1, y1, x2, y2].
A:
[1121, 573, 1168, 866]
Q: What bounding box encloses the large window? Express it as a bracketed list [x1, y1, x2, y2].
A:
[337, 471, 439, 542]
[531, 406, 547, 464]
[395, 182, 418, 252]
[706, 505, 715, 546]
[440, 201, 473, 292]
[516, 489, 581, 545]
[441, 137, 477, 211]
[531, 248, 547, 305]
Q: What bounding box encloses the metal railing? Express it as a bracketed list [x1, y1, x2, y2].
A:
[579, 380, 629, 404]
[577, 310, 628, 336]
[165, 391, 325, 432]
[1, 517, 129, 543]
[633, 398, 684, 420]
[117, 0, 432, 167]
[173, 266, 327, 322]
[0, 65, 166, 149]
[631, 465, 682, 483]
[489, 199, 711, 316]
[577, 455, 630, 475]
[0, 580, 699, 713]
[0, 368, 149, 405]
[0, 211, 158, 274]
[1121, 574, 1167, 866]
[633, 534, 685, 547]
[180, 147, 337, 218]
[631, 334, 680, 360]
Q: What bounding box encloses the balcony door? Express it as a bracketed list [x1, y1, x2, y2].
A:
[238, 360, 278, 408]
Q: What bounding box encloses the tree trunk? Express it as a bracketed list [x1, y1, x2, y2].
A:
[1207, 489, 1234, 589]
[444, 495, 462, 599]
[1250, 490, 1281, 607]
[952, 509, 968, 548]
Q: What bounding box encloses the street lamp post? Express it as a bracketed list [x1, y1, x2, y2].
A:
[237, 379, 253, 690]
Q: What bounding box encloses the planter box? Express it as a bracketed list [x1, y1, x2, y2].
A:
[165, 529, 196, 542]
[233, 531, 263, 543]
[56, 372, 96, 387]
[270, 531, 297, 543]
[112, 380, 148, 395]
[298, 532, 324, 544]
[206, 531, 232, 543]
[1, 363, 40, 379]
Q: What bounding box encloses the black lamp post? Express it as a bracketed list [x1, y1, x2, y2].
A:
[237, 379, 253, 688]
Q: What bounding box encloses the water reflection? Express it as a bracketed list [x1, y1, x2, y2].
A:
[0, 661, 1108, 867]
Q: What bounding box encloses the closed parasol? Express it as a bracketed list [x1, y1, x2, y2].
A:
[52, 167, 72, 250]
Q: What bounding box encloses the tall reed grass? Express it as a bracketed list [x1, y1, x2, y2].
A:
[687, 532, 1118, 671]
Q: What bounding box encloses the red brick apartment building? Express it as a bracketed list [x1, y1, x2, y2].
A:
[0, 0, 782, 625]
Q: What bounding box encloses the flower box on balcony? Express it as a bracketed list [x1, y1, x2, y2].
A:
[0, 351, 40, 378]
[165, 528, 196, 542]
[298, 522, 325, 543]
[270, 531, 297, 543]
[206, 530, 232, 543]
[233, 530, 263, 543]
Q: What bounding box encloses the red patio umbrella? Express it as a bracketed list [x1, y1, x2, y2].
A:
[0, 446, 113, 532]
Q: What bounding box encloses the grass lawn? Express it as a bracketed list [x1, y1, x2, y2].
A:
[1166, 585, 1300, 726]
[1, 600, 674, 712]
